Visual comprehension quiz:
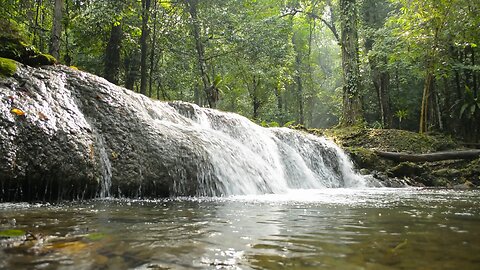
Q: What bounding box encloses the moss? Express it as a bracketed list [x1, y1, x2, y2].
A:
[25, 53, 57, 66]
[345, 146, 389, 171]
[0, 229, 25, 238]
[0, 57, 17, 77]
[321, 127, 458, 153]
[0, 19, 56, 67]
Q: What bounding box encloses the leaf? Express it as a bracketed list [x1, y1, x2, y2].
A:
[48, 241, 89, 254]
[0, 229, 26, 238]
[390, 239, 408, 253]
[470, 103, 476, 116]
[10, 108, 25, 116]
[460, 103, 469, 118]
[86, 232, 106, 241]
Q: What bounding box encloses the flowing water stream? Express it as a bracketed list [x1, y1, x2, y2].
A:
[1, 188, 479, 269]
[2, 66, 479, 269]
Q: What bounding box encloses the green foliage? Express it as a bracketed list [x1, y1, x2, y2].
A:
[3, 0, 478, 140]
[395, 109, 408, 122]
[459, 87, 480, 119]
[0, 57, 17, 77]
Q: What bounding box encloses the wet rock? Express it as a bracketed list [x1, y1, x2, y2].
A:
[0, 65, 214, 201]
[359, 168, 370, 175]
[1, 64, 368, 201]
[388, 162, 426, 178]
[453, 181, 476, 190]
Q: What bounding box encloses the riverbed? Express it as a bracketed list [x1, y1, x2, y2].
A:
[1, 188, 479, 269]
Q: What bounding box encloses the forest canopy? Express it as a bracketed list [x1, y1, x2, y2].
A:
[1, 0, 479, 141]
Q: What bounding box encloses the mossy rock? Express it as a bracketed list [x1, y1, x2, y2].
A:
[388, 162, 426, 178]
[0, 57, 17, 77]
[0, 19, 56, 67]
[322, 127, 458, 153]
[25, 53, 57, 66]
[345, 146, 390, 171]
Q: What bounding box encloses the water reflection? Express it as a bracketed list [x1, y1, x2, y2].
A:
[0, 188, 479, 269]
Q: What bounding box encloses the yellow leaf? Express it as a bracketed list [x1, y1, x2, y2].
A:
[10, 108, 25, 116]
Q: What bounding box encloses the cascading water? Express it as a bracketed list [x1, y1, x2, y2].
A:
[95, 134, 112, 198]
[162, 101, 380, 196]
[0, 65, 380, 201]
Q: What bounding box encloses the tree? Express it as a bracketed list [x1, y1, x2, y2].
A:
[390, 0, 479, 135]
[49, 0, 64, 60]
[104, 22, 122, 84]
[140, 0, 151, 96]
[361, 0, 392, 128]
[339, 0, 363, 126]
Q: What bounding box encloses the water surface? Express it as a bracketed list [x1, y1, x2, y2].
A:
[1, 188, 479, 269]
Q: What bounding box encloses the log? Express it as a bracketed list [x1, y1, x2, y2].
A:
[374, 150, 480, 162]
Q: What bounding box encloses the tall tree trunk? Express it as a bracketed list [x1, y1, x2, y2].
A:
[339, 0, 363, 126]
[33, 0, 42, 48]
[125, 52, 140, 91]
[63, 0, 71, 66]
[186, 0, 218, 108]
[148, 0, 158, 98]
[104, 23, 122, 84]
[295, 55, 304, 125]
[140, 0, 151, 96]
[371, 59, 392, 128]
[420, 71, 434, 133]
[472, 46, 478, 98]
[250, 77, 261, 120]
[49, 0, 64, 60]
[293, 33, 304, 125]
[274, 85, 283, 122]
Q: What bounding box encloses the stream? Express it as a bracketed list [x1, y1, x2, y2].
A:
[1, 188, 479, 269]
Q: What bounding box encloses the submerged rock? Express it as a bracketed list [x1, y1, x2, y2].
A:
[0, 65, 372, 201]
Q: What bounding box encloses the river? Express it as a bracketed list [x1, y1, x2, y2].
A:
[1, 188, 479, 269]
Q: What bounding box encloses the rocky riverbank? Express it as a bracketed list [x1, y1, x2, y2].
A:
[299, 126, 480, 188]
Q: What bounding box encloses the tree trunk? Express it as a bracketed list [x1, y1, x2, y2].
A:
[186, 0, 218, 108]
[63, 0, 71, 66]
[148, 0, 158, 98]
[274, 85, 283, 121]
[49, 0, 64, 60]
[248, 77, 261, 120]
[33, 0, 42, 49]
[419, 71, 434, 133]
[139, 0, 151, 96]
[369, 57, 392, 128]
[375, 150, 480, 162]
[104, 23, 122, 85]
[339, 0, 363, 126]
[125, 52, 140, 91]
[295, 50, 304, 125]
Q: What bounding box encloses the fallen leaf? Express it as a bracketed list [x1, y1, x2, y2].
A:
[10, 108, 25, 116]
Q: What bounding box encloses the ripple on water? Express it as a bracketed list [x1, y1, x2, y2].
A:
[0, 188, 480, 270]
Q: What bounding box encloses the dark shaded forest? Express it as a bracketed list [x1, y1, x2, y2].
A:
[2, 0, 479, 141]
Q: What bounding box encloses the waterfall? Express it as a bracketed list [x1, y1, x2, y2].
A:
[164, 101, 378, 196]
[0, 65, 379, 201]
[95, 134, 112, 198]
